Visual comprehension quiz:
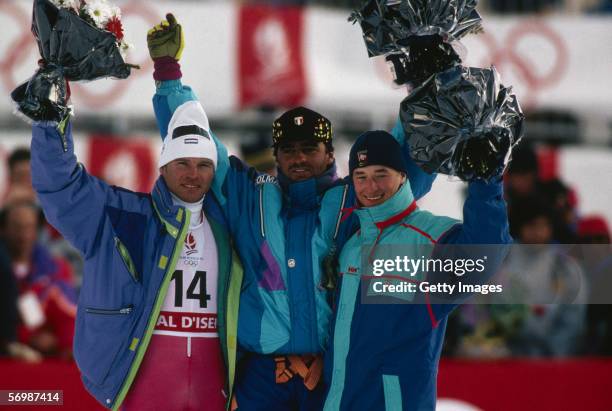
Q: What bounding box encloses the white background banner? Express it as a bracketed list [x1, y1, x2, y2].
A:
[1, 1, 611, 119]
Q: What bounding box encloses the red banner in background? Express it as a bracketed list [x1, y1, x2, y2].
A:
[438, 358, 612, 411]
[86, 135, 157, 193]
[538, 146, 560, 182]
[237, 5, 307, 109]
[0, 360, 104, 410]
[1, 359, 611, 410]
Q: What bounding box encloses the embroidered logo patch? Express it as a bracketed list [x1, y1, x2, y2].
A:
[294, 116, 304, 126]
[255, 174, 278, 186]
[357, 150, 368, 166]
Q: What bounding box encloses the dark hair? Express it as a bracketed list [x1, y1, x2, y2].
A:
[8, 148, 31, 171]
[509, 194, 577, 243]
[0, 201, 44, 231]
[509, 196, 553, 237]
[540, 179, 572, 209]
[507, 144, 538, 175]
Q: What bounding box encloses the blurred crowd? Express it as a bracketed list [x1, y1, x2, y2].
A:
[0, 148, 79, 362]
[0, 138, 610, 363]
[445, 143, 612, 358]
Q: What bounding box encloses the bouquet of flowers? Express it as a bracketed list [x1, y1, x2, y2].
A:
[11, 0, 137, 123]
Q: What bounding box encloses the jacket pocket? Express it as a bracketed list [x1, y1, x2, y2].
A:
[382, 374, 403, 411]
[74, 305, 136, 386]
[85, 305, 133, 315]
[114, 236, 139, 283]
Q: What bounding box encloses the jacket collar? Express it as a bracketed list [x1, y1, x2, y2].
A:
[152, 176, 227, 239]
[277, 162, 338, 210]
[152, 176, 187, 237]
[355, 180, 416, 238]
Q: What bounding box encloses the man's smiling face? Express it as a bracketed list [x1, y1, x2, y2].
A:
[160, 157, 214, 203]
[275, 140, 334, 181]
[352, 165, 406, 207]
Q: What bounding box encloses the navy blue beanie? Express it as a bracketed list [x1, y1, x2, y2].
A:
[349, 130, 407, 175]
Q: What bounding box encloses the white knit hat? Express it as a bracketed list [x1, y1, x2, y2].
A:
[158, 101, 218, 169]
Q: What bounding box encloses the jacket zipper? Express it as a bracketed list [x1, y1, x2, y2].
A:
[110, 208, 189, 411]
[259, 187, 265, 238]
[114, 236, 139, 283]
[223, 243, 235, 408]
[86, 305, 133, 315]
[57, 114, 69, 151]
[333, 185, 349, 240]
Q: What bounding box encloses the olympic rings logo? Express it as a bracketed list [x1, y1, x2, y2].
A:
[470, 19, 569, 108]
[371, 19, 569, 109]
[0, 0, 160, 109]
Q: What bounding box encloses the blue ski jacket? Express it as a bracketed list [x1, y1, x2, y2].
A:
[30, 122, 243, 410]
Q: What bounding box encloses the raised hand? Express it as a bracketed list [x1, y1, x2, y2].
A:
[147, 13, 185, 61]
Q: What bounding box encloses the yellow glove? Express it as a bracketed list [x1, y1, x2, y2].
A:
[147, 13, 185, 61]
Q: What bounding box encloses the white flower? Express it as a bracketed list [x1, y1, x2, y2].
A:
[109, 4, 121, 19]
[82, 0, 113, 28]
[50, 0, 80, 11]
[119, 39, 133, 58]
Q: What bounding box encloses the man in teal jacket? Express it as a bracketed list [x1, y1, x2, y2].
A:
[148, 14, 437, 411]
[324, 131, 511, 411]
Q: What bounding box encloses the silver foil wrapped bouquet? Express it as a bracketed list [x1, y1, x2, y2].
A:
[350, 0, 482, 85]
[399, 66, 524, 181]
[351, 0, 524, 181]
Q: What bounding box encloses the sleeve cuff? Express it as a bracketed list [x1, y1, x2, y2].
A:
[468, 177, 504, 198]
[155, 78, 185, 94]
[153, 56, 182, 81]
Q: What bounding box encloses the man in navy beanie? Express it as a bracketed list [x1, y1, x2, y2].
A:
[324, 130, 512, 410]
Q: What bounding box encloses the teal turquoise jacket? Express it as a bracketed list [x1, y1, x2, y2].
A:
[30, 122, 243, 410]
[153, 80, 437, 355]
[323, 178, 511, 410]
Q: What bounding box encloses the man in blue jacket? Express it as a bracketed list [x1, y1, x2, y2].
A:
[148, 14, 435, 411]
[30, 99, 243, 410]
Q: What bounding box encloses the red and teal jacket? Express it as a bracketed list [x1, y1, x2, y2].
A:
[323, 178, 511, 411]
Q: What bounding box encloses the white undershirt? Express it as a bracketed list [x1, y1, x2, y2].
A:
[171, 193, 204, 229]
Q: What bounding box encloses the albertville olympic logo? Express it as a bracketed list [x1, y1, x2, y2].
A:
[185, 232, 198, 255]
